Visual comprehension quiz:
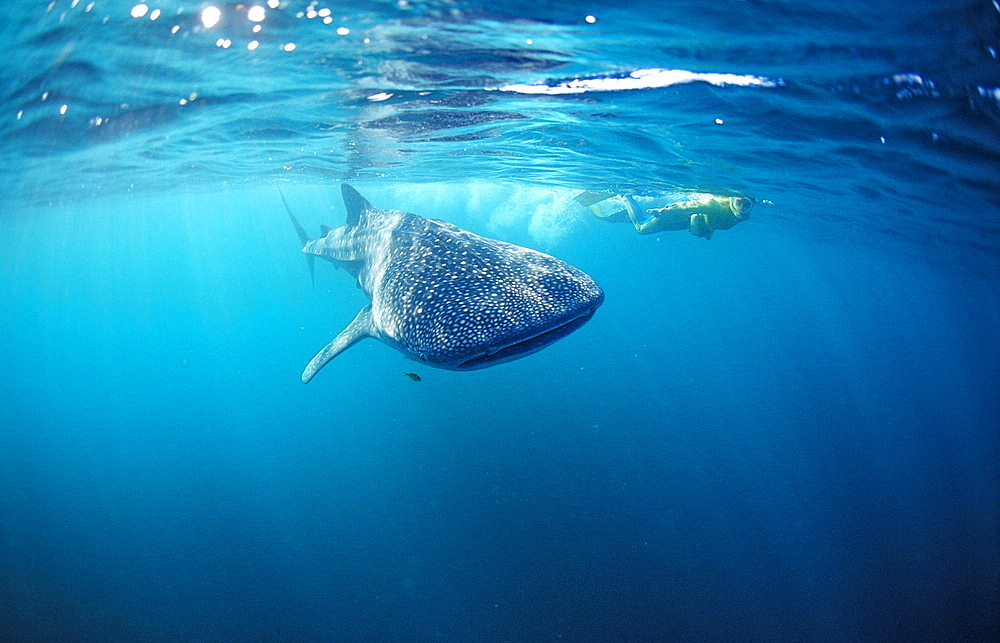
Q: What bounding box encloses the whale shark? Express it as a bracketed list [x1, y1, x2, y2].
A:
[284, 184, 604, 383]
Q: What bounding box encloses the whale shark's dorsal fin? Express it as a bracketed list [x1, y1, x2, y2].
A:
[342, 184, 373, 226]
[320, 225, 332, 236]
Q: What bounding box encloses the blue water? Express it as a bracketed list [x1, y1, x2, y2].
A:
[1, 1, 999, 641]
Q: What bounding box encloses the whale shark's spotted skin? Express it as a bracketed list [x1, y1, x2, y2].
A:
[286, 184, 604, 383]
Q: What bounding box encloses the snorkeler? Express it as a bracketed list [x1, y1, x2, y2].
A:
[578, 191, 754, 239]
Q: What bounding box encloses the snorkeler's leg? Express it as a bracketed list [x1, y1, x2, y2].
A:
[622, 195, 640, 226]
[622, 195, 654, 232]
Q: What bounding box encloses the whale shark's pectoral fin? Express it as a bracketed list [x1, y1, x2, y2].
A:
[302, 305, 377, 383]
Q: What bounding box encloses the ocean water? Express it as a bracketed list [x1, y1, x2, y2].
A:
[1, 0, 999, 640]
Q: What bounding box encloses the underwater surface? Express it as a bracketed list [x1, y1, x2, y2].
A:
[1, 0, 999, 640]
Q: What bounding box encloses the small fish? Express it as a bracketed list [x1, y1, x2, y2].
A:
[404, 372, 422, 382]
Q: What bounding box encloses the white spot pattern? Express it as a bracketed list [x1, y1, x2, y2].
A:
[306, 197, 604, 369]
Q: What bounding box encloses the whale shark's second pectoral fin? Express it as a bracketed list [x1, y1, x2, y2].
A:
[280, 189, 316, 287]
[302, 305, 377, 383]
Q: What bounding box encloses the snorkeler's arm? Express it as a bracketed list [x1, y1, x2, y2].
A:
[661, 196, 721, 213]
[689, 213, 715, 239]
[636, 201, 690, 233]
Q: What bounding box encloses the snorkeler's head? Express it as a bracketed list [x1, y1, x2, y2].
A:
[732, 196, 754, 218]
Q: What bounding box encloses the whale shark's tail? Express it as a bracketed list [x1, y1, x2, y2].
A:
[279, 190, 315, 288]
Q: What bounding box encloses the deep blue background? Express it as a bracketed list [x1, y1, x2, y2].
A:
[1, 0, 999, 640]
[1, 185, 997, 641]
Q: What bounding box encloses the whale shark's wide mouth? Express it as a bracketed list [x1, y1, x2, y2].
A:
[454, 308, 599, 371]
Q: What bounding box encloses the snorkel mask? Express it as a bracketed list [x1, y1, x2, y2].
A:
[732, 196, 754, 218]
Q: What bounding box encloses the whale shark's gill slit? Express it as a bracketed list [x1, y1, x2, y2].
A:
[456, 310, 598, 370]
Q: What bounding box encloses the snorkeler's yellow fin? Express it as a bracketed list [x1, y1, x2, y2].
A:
[574, 191, 616, 207]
